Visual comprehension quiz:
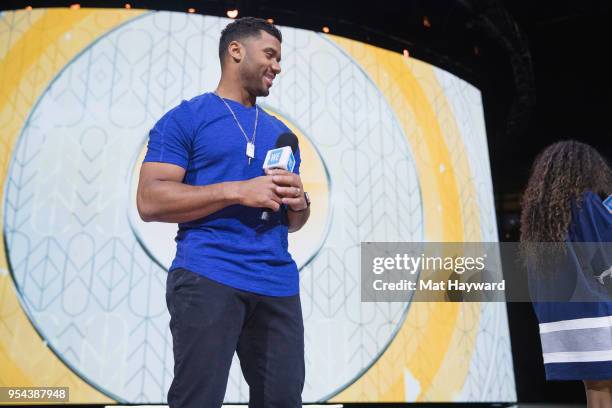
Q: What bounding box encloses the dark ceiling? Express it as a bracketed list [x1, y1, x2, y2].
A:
[2, 0, 611, 208]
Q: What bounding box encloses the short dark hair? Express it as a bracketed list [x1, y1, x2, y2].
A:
[219, 17, 282, 64]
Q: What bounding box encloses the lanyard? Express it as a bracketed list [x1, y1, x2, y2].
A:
[214, 92, 259, 165]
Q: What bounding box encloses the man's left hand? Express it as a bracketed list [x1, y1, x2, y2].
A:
[265, 168, 307, 211]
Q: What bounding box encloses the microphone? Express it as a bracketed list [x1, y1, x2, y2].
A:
[261, 132, 299, 221]
[262, 133, 298, 172]
[274, 132, 299, 156]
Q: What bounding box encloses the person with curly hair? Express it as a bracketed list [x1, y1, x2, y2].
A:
[520, 140, 612, 407]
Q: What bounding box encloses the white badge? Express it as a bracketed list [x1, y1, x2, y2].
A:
[246, 142, 255, 159]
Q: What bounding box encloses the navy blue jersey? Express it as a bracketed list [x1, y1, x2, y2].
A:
[531, 192, 612, 380]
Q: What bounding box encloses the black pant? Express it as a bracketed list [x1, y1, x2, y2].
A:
[166, 268, 305, 408]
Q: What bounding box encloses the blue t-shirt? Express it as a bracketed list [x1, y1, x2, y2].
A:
[143, 92, 301, 296]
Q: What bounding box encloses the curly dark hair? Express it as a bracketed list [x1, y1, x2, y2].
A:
[520, 140, 612, 245]
[219, 17, 282, 64]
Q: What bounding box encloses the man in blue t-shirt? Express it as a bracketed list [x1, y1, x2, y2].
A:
[137, 17, 310, 408]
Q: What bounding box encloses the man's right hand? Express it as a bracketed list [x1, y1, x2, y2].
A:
[236, 176, 283, 211]
[137, 163, 283, 224]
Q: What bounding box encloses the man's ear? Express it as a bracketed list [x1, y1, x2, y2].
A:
[228, 40, 243, 63]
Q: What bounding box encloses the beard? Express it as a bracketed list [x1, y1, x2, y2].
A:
[239, 59, 270, 97]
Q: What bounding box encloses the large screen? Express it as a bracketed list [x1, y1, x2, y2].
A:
[0, 8, 516, 404]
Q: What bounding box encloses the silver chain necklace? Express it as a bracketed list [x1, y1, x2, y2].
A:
[214, 91, 259, 165]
